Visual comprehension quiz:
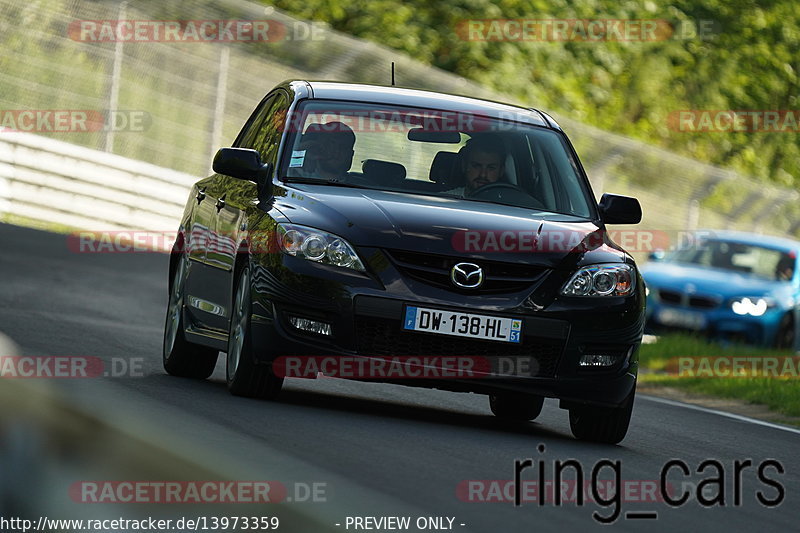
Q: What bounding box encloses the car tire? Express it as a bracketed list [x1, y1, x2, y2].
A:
[489, 393, 545, 421]
[226, 263, 284, 399]
[775, 314, 795, 350]
[163, 253, 219, 379]
[569, 388, 635, 444]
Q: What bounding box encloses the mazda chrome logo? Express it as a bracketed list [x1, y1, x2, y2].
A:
[451, 263, 484, 289]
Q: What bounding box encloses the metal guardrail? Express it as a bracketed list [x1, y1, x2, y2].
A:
[0, 130, 194, 231]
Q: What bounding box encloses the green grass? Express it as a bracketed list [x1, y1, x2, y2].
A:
[0, 213, 79, 235]
[639, 334, 800, 418]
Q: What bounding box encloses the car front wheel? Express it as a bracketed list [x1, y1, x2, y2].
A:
[569, 388, 635, 444]
[226, 263, 283, 399]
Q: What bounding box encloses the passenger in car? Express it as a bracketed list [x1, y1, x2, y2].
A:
[442, 136, 507, 196]
[776, 255, 795, 281]
[295, 121, 356, 180]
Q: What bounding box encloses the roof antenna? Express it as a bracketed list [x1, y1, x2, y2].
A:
[391, 62, 395, 86]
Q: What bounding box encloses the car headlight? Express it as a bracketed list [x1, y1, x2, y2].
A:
[730, 297, 774, 317]
[277, 223, 365, 271]
[561, 264, 635, 297]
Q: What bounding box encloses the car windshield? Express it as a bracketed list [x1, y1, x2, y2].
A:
[667, 239, 796, 281]
[280, 99, 595, 217]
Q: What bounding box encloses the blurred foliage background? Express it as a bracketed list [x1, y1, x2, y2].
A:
[264, 0, 800, 188]
[1, 0, 795, 236]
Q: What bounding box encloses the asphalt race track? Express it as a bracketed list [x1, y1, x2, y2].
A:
[1, 222, 798, 532]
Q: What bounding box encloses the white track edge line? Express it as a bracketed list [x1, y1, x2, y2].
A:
[640, 394, 800, 436]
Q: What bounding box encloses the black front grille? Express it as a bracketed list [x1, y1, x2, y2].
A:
[658, 290, 720, 309]
[386, 249, 547, 293]
[658, 290, 682, 304]
[355, 316, 563, 377]
[688, 295, 720, 309]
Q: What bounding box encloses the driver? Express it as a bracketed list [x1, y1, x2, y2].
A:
[775, 254, 795, 281]
[295, 121, 356, 180]
[443, 136, 507, 196]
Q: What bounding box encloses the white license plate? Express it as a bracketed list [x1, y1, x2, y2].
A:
[403, 306, 522, 343]
[657, 308, 707, 330]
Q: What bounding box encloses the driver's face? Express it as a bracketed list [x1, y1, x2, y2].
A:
[465, 150, 504, 192]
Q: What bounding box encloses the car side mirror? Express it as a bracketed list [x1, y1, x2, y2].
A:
[598, 193, 642, 224]
[213, 148, 271, 183]
[648, 249, 666, 262]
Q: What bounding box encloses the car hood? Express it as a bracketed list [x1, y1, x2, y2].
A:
[273, 184, 626, 268]
[641, 261, 788, 298]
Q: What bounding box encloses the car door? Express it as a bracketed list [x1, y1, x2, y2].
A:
[184, 178, 215, 267]
[203, 90, 291, 331]
[181, 174, 231, 332]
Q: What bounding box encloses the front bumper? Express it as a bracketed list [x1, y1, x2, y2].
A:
[248, 250, 644, 408]
[646, 301, 783, 346]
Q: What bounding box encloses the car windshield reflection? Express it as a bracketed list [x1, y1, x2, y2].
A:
[280, 100, 594, 217]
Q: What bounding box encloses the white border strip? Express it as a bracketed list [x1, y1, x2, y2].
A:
[640, 394, 800, 436]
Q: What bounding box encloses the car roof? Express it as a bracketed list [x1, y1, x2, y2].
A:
[282, 80, 552, 128]
[699, 230, 800, 253]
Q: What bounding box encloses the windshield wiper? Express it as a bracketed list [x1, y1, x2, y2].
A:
[281, 177, 369, 189]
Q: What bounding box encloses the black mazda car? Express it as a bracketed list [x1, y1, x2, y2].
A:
[163, 80, 645, 443]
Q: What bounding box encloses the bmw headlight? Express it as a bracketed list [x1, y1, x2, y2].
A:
[562, 264, 636, 297]
[277, 224, 365, 271]
[730, 297, 774, 317]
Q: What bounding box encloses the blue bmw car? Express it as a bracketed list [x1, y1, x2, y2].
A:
[642, 231, 799, 350]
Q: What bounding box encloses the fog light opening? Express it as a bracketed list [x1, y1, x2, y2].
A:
[289, 316, 332, 336]
[579, 354, 620, 367]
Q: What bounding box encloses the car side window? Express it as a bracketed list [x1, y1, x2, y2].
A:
[249, 93, 289, 166]
[234, 94, 276, 149]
